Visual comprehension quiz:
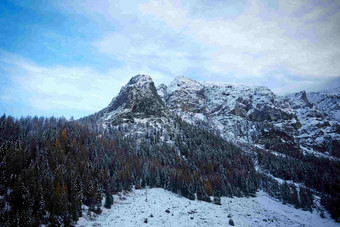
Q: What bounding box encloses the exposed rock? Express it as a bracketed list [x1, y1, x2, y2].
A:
[160, 76, 340, 158]
[307, 87, 340, 122]
[98, 74, 168, 126]
[84, 74, 339, 159]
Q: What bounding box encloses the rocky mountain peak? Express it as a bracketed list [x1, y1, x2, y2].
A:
[127, 74, 153, 86]
[86, 74, 339, 158]
[166, 76, 205, 113]
[293, 90, 313, 108]
[99, 74, 167, 126]
[168, 75, 203, 93]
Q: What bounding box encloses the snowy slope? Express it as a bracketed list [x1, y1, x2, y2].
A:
[307, 87, 340, 122]
[286, 90, 340, 156]
[77, 188, 337, 227]
[158, 76, 340, 158]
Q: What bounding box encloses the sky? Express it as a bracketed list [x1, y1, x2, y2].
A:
[1, 0, 340, 119]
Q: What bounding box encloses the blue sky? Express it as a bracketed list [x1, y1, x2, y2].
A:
[1, 0, 340, 119]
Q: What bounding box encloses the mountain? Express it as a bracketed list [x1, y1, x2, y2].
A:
[156, 76, 340, 159]
[163, 76, 293, 141]
[84, 74, 339, 159]
[287, 90, 340, 157]
[3, 74, 338, 226]
[79, 74, 340, 222]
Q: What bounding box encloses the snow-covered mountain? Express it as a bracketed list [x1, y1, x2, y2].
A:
[76, 74, 340, 224]
[161, 76, 293, 145]
[158, 76, 340, 158]
[89, 74, 339, 159]
[2, 74, 339, 226]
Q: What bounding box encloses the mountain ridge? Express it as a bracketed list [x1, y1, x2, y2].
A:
[86, 74, 339, 159]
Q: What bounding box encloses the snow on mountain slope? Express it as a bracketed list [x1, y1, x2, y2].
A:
[86, 74, 339, 157]
[286, 90, 340, 156]
[156, 84, 167, 103]
[307, 87, 340, 122]
[158, 76, 340, 158]
[77, 188, 337, 227]
[160, 76, 296, 151]
[166, 76, 206, 114]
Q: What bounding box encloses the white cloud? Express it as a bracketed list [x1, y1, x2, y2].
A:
[52, 0, 340, 97]
[95, 33, 197, 76]
[137, 0, 340, 78]
[0, 51, 172, 115]
[57, 0, 339, 93]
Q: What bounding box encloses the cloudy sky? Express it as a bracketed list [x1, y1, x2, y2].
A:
[1, 0, 340, 119]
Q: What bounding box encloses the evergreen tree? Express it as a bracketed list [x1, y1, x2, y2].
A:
[104, 192, 113, 209]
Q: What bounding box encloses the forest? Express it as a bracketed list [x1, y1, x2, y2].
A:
[0, 114, 339, 226]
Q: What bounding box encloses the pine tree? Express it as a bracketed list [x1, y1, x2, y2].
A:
[213, 190, 222, 205]
[104, 192, 113, 209]
[280, 181, 291, 205]
[299, 187, 313, 212]
[290, 184, 300, 208]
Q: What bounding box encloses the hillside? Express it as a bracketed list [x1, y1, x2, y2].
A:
[0, 74, 339, 226]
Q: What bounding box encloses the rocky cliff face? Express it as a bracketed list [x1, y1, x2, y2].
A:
[97, 74, 168, 127]
[307, 87, 340, 122]
[286, 90, 340, 157]
[87, 74, 339, 159]
[158, 76, 340, 158]
[159, 77, 293, 147]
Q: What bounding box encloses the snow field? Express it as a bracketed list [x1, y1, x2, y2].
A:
[77, 188, 338, 227]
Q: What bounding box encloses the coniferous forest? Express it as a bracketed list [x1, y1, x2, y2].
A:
[0, 114, 339, 226]
[0, 115, 257, 226]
